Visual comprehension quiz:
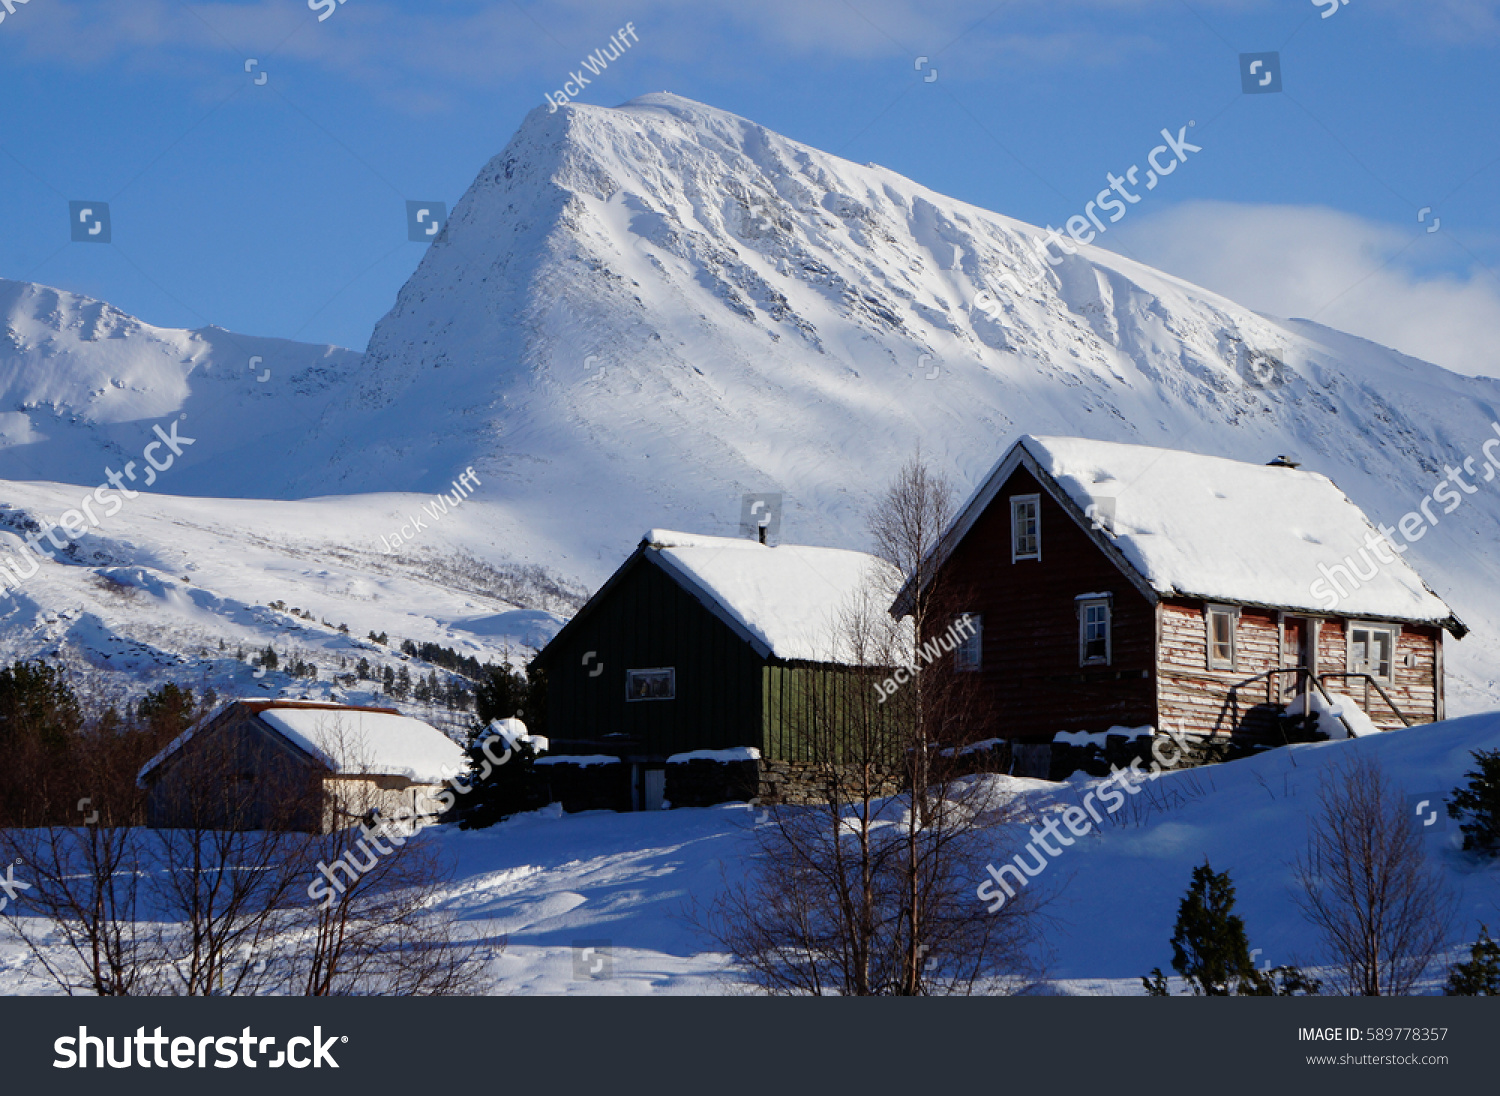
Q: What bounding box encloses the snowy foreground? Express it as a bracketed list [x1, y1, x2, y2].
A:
[3, 712, 1498, 996]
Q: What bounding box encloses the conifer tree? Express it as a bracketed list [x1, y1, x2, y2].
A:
[1448, 749, 1500, 855]
[1166, 861, 1269, 996]
[1446, 926, 1500, 996]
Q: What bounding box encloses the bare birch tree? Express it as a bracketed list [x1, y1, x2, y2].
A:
[703, 450, 1046, 994]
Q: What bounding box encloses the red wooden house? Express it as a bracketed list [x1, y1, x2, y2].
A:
[897, 436, 1466, 774]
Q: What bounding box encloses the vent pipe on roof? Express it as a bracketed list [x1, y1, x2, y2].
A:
[1267, 455, 1301, 469]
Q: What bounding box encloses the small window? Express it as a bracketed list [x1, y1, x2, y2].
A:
[954, 614, 982, 672]
[626, 668, 675, 701]
[1011, 495, 1041, 561]
[1078, 597, 1111, 666]
[1348, 624, 1396, 684]
[1207, 606, 1238, 671]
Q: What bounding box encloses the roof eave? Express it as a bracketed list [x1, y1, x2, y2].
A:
[1157, 589, 1467, 636]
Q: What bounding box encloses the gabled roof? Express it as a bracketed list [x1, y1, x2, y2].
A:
[537, 529, 888, 665]
[138, 700, 467, 786]
[898, 436, 1465, 634]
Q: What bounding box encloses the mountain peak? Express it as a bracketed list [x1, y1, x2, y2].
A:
[6, 95, 1500, 712]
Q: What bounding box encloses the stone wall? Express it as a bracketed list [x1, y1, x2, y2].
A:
[756, 760, 904, 806]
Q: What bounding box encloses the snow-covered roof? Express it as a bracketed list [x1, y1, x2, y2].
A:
[642, 529, 886, 662]
[138, 700, 466, 786]
[926, 436, 1460, 628]
[257, 706, 466, 784]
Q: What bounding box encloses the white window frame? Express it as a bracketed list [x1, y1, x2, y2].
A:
[1078, 597, 1111, 666]
[1011, 494, 1041, 562]
[625, 667, 676, 702]
[1206, 605, 1240, 672]
[1347, 623, 1398, 685]
[954, 613, 982, 673]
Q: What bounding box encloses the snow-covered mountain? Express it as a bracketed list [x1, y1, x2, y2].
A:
[0, 477, 574, 717]
[0, 278, 365, 497]
[3, 92, 1500, 711]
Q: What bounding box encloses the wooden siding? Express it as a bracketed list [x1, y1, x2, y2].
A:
[539, 555, 765, 757]
[1156, 601, 1283, 739]
[762, 663, 902, 763]
[146, 707, 325, 831]
[1319, 619, 1441, 728]
[927, 465, 1157, 741]
[1156, 603, 1442, 738]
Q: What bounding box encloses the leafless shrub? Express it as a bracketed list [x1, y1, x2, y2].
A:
[1293, 756, 1456, 995]
[293, 816, 487, 996]
[2, 711, 489, 995]
[0, 824, 151, 996]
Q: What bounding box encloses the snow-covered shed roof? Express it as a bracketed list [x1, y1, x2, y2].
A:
[906, 436, 1462, 631]
[540, 529, 887, 665]
[138, 700, 467, 786]
[642, 530, 886, 662]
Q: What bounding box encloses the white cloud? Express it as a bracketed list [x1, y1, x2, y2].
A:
[1108, 201, 1500, 380]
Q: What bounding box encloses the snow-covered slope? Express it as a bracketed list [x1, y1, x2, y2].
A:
[6, 711, 1494, 995]
[3, 92, 1500, 710]
[0, 478, 572, 710]
[0, 279, 364, 497]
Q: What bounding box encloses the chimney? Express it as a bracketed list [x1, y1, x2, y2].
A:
[1267, 455, 1301, 469]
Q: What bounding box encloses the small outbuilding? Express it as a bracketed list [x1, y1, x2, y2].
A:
[531, 529, 893, 807]
[138, 700, 467, 832]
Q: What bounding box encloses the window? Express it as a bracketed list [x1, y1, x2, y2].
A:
[1078, 597, 1111, 665]
[626, 668, 675, 701]
[954, 614, 982, 672]
[1348, 624, 1397, 684]
[1206, 605, 1239, 671]
[1011, 495, 1041, 561]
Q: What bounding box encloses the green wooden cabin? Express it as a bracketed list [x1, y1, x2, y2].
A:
[532, 529, 894, 764]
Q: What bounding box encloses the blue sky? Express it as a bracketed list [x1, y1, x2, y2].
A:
[1, 0, 1497, 376]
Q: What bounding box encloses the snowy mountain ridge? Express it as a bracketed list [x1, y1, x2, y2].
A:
[2, 92, 1500, 710]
